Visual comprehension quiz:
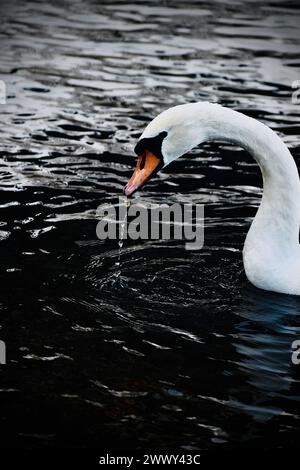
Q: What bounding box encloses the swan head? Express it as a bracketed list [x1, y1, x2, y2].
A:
[124, 103, 208, 196]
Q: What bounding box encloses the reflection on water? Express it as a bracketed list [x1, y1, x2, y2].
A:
[0, 0, 300, 450]
[234, 288, 300, 422]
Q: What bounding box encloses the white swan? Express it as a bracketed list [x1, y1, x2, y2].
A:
[124, 102, 300, 296]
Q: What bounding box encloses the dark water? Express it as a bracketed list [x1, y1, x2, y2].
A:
[0, 0, 300, 450]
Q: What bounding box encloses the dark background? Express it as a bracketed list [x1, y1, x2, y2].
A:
[0, 0, 300, 451]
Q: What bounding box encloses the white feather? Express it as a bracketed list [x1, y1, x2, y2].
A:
[139, 102, 300, 295]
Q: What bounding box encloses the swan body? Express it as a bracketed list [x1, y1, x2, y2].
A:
[125, 102, 300, 296]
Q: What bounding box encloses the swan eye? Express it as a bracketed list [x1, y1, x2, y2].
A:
[134, 130, 168, 163]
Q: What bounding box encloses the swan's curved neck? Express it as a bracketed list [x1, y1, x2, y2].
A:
[199, 105, 300, 245]
[186, 104, 300, 294]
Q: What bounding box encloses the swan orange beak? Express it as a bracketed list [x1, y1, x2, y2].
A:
[124, 150, 161, 197]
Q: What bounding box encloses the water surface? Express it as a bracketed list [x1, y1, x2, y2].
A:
[0, 0, 300, 450]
